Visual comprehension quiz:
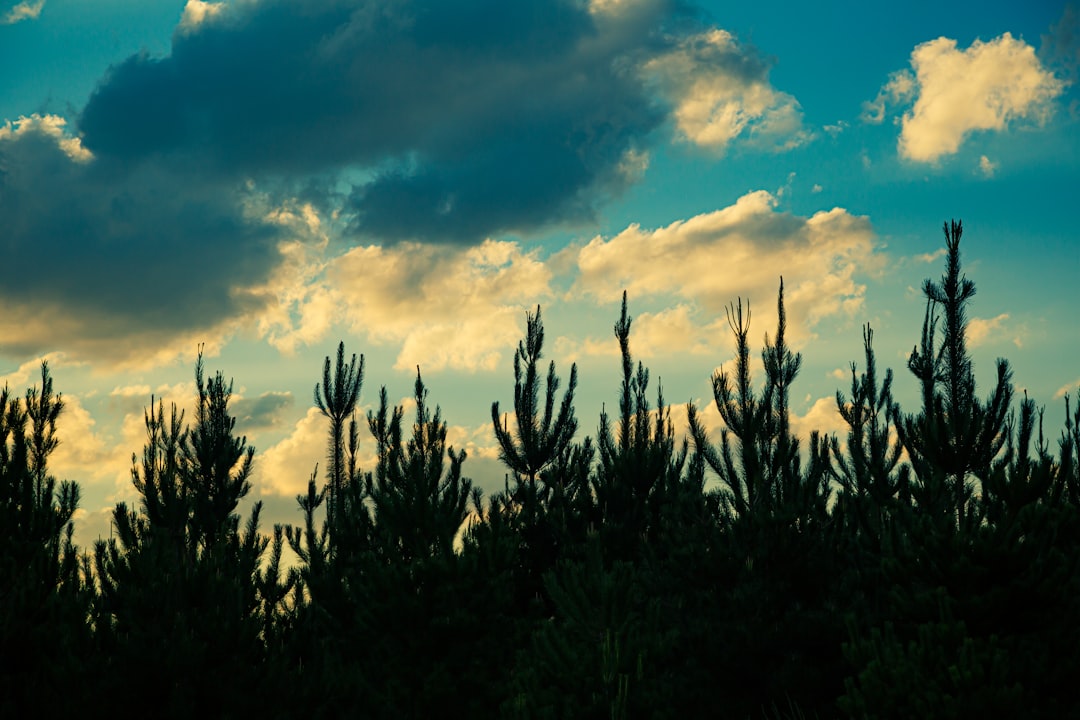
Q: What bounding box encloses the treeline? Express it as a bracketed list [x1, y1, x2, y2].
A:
[3, 221, 1080, 719]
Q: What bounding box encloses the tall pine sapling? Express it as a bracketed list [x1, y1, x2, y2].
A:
[315, 341, 364, 538]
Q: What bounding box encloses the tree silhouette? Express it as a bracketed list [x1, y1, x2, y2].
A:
[92, 354, 268, 718]
[593, 291, 693, 559]
[315, 341, 364, 539]
[492, 305, 578, 486]
[0, 362, 89, 716]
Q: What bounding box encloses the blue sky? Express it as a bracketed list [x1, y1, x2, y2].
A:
[2, 0, 1077, 545]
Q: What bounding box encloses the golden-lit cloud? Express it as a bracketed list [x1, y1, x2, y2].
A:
[0, 114, 91, 162]
[176, 0, 224, 34]
[252, 202, 338, 355]
[867, 33, 1064, 162]
[1055, 379, 1080, 400]
[967, 315, 1023, 349]
[330, 239, 552, 372]
[557, 304, 723, 363]
[257, 407, 329, 498]
[574, 190, 880, 350]
[790, 396, 847, 441]
[646, 29, 810, 151]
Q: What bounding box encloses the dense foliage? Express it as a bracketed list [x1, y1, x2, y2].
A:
[3, 221, 1079, 718]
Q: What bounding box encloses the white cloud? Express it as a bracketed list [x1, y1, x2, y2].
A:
[869, 33, 1065, 162]
[574, 190, 881, 349]
[1, 0, 44, 25]
[330, 239, 552, 372]
[645, 29, 810, 152]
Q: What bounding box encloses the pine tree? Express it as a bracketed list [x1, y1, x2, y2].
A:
[593, 291, 693, 560]
[92, 354, 268, 718]
[491, 305, 579, 486]
[896, 220, 1012, 534]
[0, 362, 90, 715]
[686, 279, 838, 717]
[314, 341, 364, 539]
[366, 369, 471, 566]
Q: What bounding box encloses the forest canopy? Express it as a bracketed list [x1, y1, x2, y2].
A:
[2, 221, 1079, 719]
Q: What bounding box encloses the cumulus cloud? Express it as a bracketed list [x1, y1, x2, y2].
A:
[978, 155, 999, 177]
[790, 395, 847, 441]
[257, 407, 328, 497]
[2, 0, 817, 373]
[867, 33, 1065, 162]
[645, 28, 810, 151]
[1, 0, 44, 25]
[0, 114, 290, 367]
[558, 303, 722, 363]
[330, 239, 552, 372]
[78, 0, 673, 243]
[73, 0, 807, 243]
[574, 190, 881, 349]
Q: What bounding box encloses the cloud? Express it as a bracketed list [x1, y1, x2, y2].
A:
[790, 395, 847, 441]
[73, 0, 810, 244]
[966, 313, 1010, 348]
[177, 0, 224, 34]
[1, 0, 44, 25]
[77, 0, 677, 243]
[868, 33, 1065, 162]
[574, 190, 881, 348]
[233, 391, 295, 431]
[1056, 378, 1080, 400]
[330, 239, 552, 372]
[1041, 4, 1080, 84]
[645, 28, 810, 152]
[978, 155, 998, 177]
[257, 407, 328, 498]
[0, 352, 81, 391]
[558, 303, 722, 363]
[0, 114, 291, 368]
[914, 247, 947, 264]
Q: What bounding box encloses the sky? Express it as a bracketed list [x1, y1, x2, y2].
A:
[2, 0, 1078, 546]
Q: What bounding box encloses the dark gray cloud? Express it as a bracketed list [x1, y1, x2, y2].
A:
[1042, 4, 1080, 83]
[234, 391, 295, 431]
[78, 0, 683, 242]
[0, 117, 283, 357]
